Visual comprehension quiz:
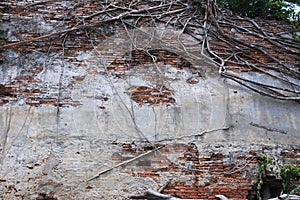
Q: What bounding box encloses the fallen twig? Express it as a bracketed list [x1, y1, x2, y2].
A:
[87, 145, 164, 182]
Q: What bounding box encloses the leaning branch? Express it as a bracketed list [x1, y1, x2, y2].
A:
[87, 145, 164, 182]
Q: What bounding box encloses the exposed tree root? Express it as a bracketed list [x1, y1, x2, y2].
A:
[0, 0, 299, 101]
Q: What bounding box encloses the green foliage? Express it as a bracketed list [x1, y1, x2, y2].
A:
[280, 165, 300, 193]
[217, 0, 299, 20]
[269, 0, 294, 20]
[256, 155, 300, 200]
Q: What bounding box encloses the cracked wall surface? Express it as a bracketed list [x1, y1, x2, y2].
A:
[0, 1, 299, 200]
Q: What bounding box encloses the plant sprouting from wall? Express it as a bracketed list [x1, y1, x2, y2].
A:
[257, 154, 275, 200]
[280, 165, 300, 193]
[257, 154, 300, 200]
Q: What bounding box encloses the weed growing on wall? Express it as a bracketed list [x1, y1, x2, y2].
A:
[256, 155, 275, 200]
[281, 165, 300, 193]
[257, 154, 300, 199]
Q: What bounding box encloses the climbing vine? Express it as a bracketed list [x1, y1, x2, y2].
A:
[256, 155, 275, 200]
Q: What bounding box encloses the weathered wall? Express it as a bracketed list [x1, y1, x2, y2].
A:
[0, 1, 300, 200]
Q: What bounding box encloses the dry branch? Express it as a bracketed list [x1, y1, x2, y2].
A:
[87, 145, 164, 182]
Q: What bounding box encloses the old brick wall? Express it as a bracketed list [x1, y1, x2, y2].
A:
[119, 143, 300, 199]
[0, 1, 299, 200]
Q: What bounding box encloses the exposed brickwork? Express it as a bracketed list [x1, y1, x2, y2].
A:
[0, 1, 112, 107]
[0, 82, 81, 107]
[129, 86, 175, 106]
[108, 49, 201, 83]
[212, 20, 299, 73]
[110, 49, 195, 70]
[0, 2, 204, 108]
[112, 143, 300, 200]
